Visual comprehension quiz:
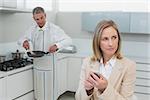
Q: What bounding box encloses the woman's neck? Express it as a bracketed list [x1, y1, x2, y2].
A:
[103, 55, 113, 64]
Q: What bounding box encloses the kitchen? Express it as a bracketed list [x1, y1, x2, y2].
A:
[0, 0, 150, 100]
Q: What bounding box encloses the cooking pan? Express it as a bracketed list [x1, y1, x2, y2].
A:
[27, 51, 49, 58]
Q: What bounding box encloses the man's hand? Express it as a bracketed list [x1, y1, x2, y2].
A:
[23, 40, 30, 50]
[49, 44, 58, 53]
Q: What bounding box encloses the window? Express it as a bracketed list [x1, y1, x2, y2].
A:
[58, 0, 149, 12]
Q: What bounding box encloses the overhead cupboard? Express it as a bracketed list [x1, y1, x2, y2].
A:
[0, 0, 28, 12]
[0, 0, 17, 8]
[82, 12, 150, 34]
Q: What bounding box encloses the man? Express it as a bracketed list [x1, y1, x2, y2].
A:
[18, 7, 72, 53]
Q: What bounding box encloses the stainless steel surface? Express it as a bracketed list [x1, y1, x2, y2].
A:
[58, 45, 77, 53]
[0, 55, 6, 63]
[11, 50, 25, 59]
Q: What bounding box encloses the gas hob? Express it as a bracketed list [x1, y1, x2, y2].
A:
[0, 58, 33, 72]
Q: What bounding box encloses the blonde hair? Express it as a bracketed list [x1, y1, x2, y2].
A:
[91, 20, 122, 61]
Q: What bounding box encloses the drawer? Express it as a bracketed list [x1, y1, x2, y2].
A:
[135, 93, 150, 100]
[136, 63, 150, 72]
[136, 70, 150, 79]
[135, 85, 150, 94]
[136, 78, 150, 87]
[6, 69, 33, 100]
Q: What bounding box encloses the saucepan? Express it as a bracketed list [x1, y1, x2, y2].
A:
[11, 50, 25, 60]
[0, 55, 6, 63]
[27, 50, 49, 58]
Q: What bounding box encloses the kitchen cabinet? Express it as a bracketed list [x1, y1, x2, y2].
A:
[130, 12, 150, 34]
[6, 68, 34, 100]
[55, 57, 68, 99]
[15, 92, 34, 100]
[135, 62, 150, 99]
[82, 12, 150, 34]
[0, 0, 17, 8]
[0, 77, 7, 100]
[82, 12, 130, 33]
[67, 57, 83, 92]
[0, 0, 30, 13]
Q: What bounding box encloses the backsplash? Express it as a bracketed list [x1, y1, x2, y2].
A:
[0, 42, 25, 60]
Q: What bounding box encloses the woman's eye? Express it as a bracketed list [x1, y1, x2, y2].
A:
[112, 36, 117, 40]
[102, 37, 108, 41]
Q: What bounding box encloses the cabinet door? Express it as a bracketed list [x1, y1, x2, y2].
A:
[6, 69, 33, 100]
[67, 57, 83, 92]
[82, 12, 130, 33]
[55, 58, 68, 99]
[104, 12, 130, 33]
[135, 63, 150, 99]
[14, 92, 34, 100]
[0, 77, 7, 100]
[130, 12, 149, 34]
[0, 0, 3, 6]
[3, 0, 17, 8]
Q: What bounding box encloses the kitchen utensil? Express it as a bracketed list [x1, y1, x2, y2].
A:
[0, 55, 6, 63]
[27, 51, 49, 58]
[11, 50, 25, 59]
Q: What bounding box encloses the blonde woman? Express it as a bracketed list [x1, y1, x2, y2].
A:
[75, 20, 136, 100]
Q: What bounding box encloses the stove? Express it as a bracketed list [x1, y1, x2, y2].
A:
[0, 58, 33, 72]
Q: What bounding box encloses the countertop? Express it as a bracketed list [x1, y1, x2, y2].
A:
[0, 64, 33, 78]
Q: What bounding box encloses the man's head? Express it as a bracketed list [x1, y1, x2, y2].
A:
[32, 7, 46, 28]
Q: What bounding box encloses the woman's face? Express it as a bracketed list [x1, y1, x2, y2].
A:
[100, 26, 119, 59]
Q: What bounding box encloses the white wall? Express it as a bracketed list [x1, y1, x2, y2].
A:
[56, 12, 93, 39]
[0, 11, 56, 43]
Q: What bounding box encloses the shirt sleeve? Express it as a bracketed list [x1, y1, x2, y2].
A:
[75, 57, 93, 100]
[51, 24, 72, 49]
[17, 25, 34, 48]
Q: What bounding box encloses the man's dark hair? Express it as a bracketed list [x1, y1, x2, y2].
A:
[32, 7, 45, 15]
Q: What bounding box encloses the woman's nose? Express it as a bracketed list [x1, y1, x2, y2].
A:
[108, 39, 113, 46]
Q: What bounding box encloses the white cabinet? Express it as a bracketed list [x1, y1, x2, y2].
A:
[15, 92, 34, 100]
[0, 0, 17, 8]
[0, 77, 7, 100]
[67, 57, 83, 92]
[135, 63, 150, 100]
[55, 54, 84, 98]
[6, 69, 34, 100]
[55, 57, 68, 99]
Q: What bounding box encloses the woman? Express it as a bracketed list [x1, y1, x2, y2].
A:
[75, 20, 136, 100]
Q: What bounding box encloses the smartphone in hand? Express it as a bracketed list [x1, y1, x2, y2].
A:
[90, 72, 100, 80]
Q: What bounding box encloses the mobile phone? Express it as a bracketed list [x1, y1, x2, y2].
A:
[90, 72, 100, 79]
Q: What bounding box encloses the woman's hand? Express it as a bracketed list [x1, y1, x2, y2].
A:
[89, 72, 108, 93]
[84, 73, 95, 95]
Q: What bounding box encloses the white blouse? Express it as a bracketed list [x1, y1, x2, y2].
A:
[99, 57, 116, 79]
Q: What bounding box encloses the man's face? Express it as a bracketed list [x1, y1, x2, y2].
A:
[33, 12, 46, 28]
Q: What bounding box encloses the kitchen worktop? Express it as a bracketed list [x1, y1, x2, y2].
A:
[0, 64, 33, 78]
